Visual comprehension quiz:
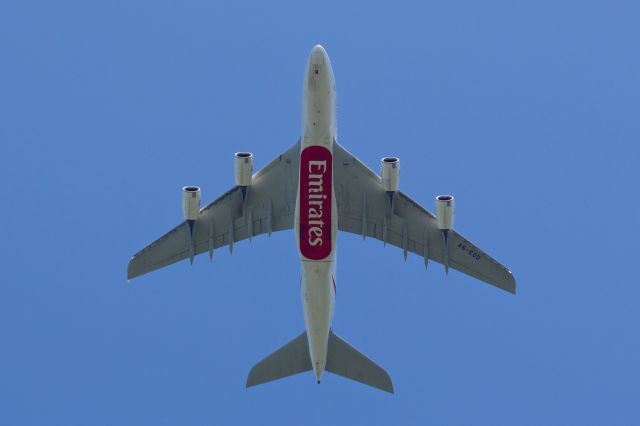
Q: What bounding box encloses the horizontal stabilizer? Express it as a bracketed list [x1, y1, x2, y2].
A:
[326, 330, 394, 393]
[246, 332, 312, 388]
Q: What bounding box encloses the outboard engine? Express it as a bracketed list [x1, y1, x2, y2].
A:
[182, 186, 201, 221]
[435, 195, 454, 231]
[435, 195, 455, 274]
[234, 152, 253, 200]
[381, 157, 400, 207]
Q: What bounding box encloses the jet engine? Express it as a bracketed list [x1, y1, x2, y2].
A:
[182, 186, 201, 221]
[234, 152, 253, 187]
[381, 157, 400, 192]
[435, 195, 455, 230]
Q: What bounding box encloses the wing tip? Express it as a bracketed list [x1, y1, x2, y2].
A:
[486, 269, 516, 294]
[245, 364, 263, 389]
[505, 270, 516, 295]
[126, 256, 140, 281]
[245, 376, 256, 389]
[379, 372, 395, 394]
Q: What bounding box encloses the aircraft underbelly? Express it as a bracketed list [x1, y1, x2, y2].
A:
[295, 44, 338, 380]
[301, 259, 335, 377]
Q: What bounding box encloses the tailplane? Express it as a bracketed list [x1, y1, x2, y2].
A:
[246, 332, 311, 388]
[326, 330, 394, 393]
[246, 330, 393, 393]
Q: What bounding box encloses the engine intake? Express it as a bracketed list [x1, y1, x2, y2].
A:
[381, 157, 400, 192]
[234, 152, 253, 187]
[182, 186, 201, 221]
[435, 195, 455, 230]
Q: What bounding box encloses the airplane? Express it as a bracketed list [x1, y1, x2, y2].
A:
[127, 45, 516, 394]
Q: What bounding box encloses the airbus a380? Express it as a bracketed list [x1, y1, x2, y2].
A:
[127, 45, 516, 393]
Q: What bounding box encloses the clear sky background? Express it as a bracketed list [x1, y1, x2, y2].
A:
[1, 1, 638, 425]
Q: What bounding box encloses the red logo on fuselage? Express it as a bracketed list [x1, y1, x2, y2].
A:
[299, 145, 332, 260]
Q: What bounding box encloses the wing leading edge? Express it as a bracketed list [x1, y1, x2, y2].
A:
[128, 138, 515, 293]
[333, 141, 516, 294]
[127, 140, 301, 280]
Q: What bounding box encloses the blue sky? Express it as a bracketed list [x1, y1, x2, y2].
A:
[1, 0, 638, 424]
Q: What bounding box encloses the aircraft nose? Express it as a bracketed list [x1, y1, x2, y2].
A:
[310, 44, 328, 65]
[306, 45, 333, 93]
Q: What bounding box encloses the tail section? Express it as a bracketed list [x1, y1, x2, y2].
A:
[326, 330, 394, 393]
[246, 332, 311, 388]
[245, 330, 393, 394]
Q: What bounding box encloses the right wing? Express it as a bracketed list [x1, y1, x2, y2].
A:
[333, 141, 516, 294]
[127, 140, 301, 280]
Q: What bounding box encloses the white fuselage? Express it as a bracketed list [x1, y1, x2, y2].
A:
[294, 45, 338, 382]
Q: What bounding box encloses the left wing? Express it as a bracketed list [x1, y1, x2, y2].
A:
[127, 140, 301, 280]
[333, 141, 516, 294]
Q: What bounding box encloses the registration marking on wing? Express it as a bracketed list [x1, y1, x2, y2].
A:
[458, 242, 481, 261]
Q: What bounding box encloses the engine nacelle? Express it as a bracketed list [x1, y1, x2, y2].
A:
[435, 195, 455, 230]
[234, 152, 253, 187]
[182, 186, 201, 221]
[381, 157, 400, 192]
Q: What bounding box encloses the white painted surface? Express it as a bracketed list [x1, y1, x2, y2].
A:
[295, 45, 338, 381]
